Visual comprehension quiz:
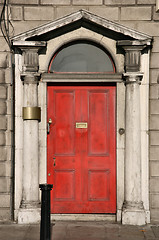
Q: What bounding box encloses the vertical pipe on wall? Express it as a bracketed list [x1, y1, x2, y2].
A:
[10, 52, 15, 221]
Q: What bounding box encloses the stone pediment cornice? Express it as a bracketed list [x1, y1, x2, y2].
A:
[11, 9, 152, 44]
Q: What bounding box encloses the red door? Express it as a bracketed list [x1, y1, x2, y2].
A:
[47, 86, 116, 213]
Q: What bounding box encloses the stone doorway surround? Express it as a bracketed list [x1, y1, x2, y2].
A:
[11, 10, 152, 225]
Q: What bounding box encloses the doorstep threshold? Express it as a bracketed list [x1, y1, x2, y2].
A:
[51, 214, 116, 222]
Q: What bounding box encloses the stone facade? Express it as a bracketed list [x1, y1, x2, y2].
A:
[0, 0, 159, 223]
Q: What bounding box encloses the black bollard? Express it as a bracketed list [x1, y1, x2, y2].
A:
[39, 184, 53, 240]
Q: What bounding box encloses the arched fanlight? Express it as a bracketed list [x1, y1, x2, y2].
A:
[48, 41, 116, 73]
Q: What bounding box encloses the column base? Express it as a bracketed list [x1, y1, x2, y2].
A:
[20, 200, 40, 209]
[18, 200, 41, 224]
[122, 201, 146, 225]
[122, 209, 146, 225]
[18, 207, 41, 224]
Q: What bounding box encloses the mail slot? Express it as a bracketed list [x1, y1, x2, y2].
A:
[76, 122, 88, 129]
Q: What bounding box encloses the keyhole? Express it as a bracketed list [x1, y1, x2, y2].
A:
[53, 157, 56, 166]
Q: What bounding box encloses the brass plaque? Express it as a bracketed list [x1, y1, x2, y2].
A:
[76, 122, 88, 129]
[23, 107, 41, 121]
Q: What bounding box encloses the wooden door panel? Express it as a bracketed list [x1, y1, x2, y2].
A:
[47, 86, 116, 213]
[82, 87, 116, 213]
[54, 170, 75, 201]
[88, 170, 110, 201]
[88, 90, 109, 156]
[47, 88, 81, 213]
[54, 90, 75, 155]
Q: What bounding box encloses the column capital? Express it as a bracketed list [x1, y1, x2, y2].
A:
[13, 41, 46, 81]
[21, 47, 40, 73]
[20, 46, 43, 83]
[117, 40, 148, 72]
[123, 72, 143, 84]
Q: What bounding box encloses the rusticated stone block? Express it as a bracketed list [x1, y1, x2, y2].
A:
[6, 131, 11, 146]
[24, 7, 54, 21]
[73, 0, 102, 5]
[9, 0, 38, 4]
[0, 147, 7, 161]
[137, 0, 155, 4]
[150, 53, 159, 69]
[0, 194, 10, 208]
[0, 177, 10, 193]
[153, 6, 159, 21]
[151, 194, 159, 209]
[56, 6, 89, 18]
[150, 115, 159, 130]
[150, 69, 159, 84]
[150, 178, 159, 192]
[41, 0, 71, 4]
[150, 146, 159, 160]
[5, 69, 11, 84]
[89, 7, 119, 20]
[104, 0, 135, 5]
[11, 21, 50, 35]
[136, 22, 159, 36]
[150, 162, 159, 177]
[0, 163, 5, 176]
[0, 53, 8, 68]
[150, 85, 159, 99]
[150, 131, 159, 146]
[152, 37, 159, 53]
[0, 70, 5, 83]
[0, 132, 5, 146]
[121, 7, 151, 20]
[6, 147, 11, 162]
[7, 115, 11, 131]
[150, 100, 159, 114]
[151, 209, 159, 222]
[0, 116, 7, 130]
[0, 101, 6, 115]
[0, 37, 9, 52]
[7, 85, 11, 101]
[0, 86, 7, 99]
[6, 101, 11, 115]
[0, 162, 11, 177]
[0, 208, 10, 221]
[10, 6, 23, 21]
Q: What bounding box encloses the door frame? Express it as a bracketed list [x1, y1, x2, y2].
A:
[39, 73, 125, 221]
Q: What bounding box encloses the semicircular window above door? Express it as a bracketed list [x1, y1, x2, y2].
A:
[48, 41, 116, 73]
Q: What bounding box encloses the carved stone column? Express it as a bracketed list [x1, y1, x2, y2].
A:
[118, 41, 147, 225]
[17, 43, 46, 223]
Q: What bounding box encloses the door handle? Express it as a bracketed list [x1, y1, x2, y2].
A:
[53, 157, 56, 166]
[47, 118, 52, 134]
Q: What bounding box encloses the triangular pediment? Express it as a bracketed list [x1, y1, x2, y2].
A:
[11, 9, 152, 43]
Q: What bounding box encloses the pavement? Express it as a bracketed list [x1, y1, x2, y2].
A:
[0, 221, 159, 240]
